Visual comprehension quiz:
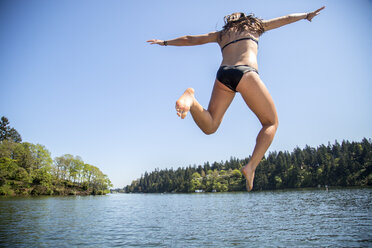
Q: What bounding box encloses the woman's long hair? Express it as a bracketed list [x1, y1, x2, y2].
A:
[220, 12, 264, 39]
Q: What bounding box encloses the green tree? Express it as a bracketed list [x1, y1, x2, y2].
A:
[190, 172, 202, 192]
[0, 121, 112, 196]
[0, 117, 22, 143]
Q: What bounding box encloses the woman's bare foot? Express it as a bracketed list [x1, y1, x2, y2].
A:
[241, 164, 256, 192]
[175, 88, 195, 119]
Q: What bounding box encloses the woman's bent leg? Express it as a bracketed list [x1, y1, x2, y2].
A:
[236, 72, 279, 191]
[176, 81, 235, 134]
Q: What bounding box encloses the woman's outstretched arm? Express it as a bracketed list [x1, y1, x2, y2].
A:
[147, 31, 219, 46]
[262, 6, 325, 31]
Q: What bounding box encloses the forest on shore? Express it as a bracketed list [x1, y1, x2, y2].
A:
[0, 116, 112, 196]
[124, 138, 372, 193]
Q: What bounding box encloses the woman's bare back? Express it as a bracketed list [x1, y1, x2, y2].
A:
[218, 30, 260, 69]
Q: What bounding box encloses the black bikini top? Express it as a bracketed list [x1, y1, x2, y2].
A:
[221, 37, 259, 51]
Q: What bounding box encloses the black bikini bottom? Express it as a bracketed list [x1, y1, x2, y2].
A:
[216, 65, 258, 92]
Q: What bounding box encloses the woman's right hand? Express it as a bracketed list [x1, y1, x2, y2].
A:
[147, 39, 165, 45]
[306, 6, 325, 22]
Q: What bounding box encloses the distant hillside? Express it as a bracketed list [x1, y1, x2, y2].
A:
[0, 116, 112, 196]
[125, 138, 372, 193]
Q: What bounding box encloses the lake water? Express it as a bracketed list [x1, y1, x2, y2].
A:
[0, 188, 371, 247]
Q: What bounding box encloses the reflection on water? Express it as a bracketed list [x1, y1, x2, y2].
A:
[0, 188, 371, 247]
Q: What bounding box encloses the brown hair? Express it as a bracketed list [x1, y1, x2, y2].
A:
[220, 12, 264, 39]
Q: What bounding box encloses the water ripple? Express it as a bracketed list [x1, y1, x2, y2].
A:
[0, 188, 371, 247]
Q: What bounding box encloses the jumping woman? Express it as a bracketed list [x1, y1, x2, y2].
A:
[147, 6, 325, 191]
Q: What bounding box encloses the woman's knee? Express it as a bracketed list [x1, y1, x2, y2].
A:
[262, 117, 279, 131]
[273, 116, 279, 129]
[201, 123, 219, 135]
[273, 119, 279, 132]
[202, 127, 217, 135]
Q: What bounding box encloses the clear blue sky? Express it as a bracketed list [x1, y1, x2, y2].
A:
[1, 0, 371, 188]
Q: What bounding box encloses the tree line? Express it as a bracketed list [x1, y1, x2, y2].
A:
[0, 116, 112, 196]
[125, 138, 372, 193]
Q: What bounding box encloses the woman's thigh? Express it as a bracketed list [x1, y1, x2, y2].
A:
[207, 80, 236, 126]
[236, 72, 278, 126]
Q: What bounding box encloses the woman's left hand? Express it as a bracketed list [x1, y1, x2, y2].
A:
[147, 39, 165, 45]
[306, 6, 325, 22]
